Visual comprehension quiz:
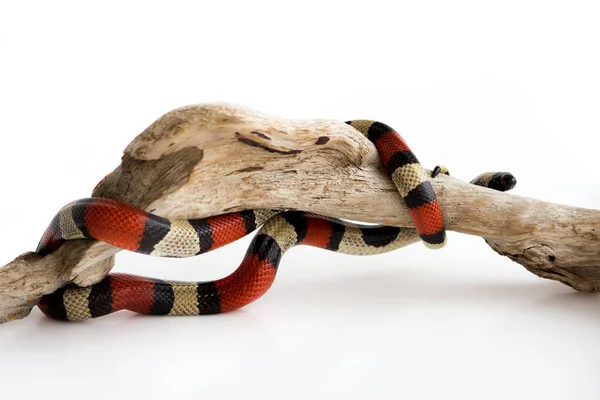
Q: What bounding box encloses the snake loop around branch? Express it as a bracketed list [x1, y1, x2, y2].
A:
[35, 121, 516, 321]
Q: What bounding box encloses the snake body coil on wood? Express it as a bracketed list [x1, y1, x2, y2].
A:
[36, 121, 515, 321]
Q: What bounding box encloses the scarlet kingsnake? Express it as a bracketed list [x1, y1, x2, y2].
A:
[35, 121, 516, 321]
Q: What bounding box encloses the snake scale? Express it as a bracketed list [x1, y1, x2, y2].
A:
[36, 120, 516, 321]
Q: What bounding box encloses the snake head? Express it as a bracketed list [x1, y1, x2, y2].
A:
[470, 172, 517, 192]
[486, 172, 517, 192]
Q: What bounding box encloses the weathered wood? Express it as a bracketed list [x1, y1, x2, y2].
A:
[1, 102, 599, 324]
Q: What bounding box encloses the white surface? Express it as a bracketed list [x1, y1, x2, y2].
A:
[1, 1, 600, 399]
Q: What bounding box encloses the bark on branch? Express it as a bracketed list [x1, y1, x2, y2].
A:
[1, 102, 599, 324]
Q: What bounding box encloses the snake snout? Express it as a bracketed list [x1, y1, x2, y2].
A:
[488, 173, 517, 192]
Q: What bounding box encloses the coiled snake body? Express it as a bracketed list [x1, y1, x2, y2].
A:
[36, 121, 515, 321]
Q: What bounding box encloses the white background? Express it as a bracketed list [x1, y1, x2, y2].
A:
[1, 1, 600, 399]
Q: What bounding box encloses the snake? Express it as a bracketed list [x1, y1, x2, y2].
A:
[35, 120, 516, 321]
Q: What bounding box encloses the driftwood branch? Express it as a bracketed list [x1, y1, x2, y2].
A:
[1, 102, 599, 324]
